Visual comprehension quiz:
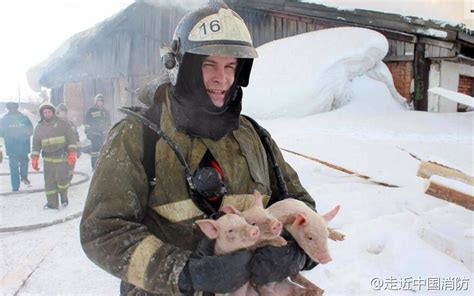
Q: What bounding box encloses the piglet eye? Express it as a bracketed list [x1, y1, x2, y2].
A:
[228, 229, 233, 233]
[308, 236, 313, 241]
[251, 222, 257, 226]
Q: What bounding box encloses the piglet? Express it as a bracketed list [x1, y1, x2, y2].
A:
[268, 198, 340, 265]
[195, 213, 260, 296]
[239, 190, 286, 248]
[195, 213, 260, 255]
[245, 192, 326, 296]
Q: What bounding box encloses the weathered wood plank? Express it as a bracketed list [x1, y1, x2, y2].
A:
[396, 40, 405, 56]
[425, 179, 474, 211]
[417, 161, 474, 186]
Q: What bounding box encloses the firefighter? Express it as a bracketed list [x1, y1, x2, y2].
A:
[31, 103, 77, 209]
[80, 3, 318, 295]
[56, 103, 81, 182]
[84, 94, 111, 170]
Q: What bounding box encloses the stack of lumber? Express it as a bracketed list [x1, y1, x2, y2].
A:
[417, 161, 474, 210]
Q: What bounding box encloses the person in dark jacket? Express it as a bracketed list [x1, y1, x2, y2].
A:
[84, 94, 111, 170]
[0, 102, 33, 191]
[80, 3, 318, 295]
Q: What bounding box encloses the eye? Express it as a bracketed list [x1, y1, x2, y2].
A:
[228, 229, 233, 233]
[251, 222, 257, 226]
[308, 236, 313, 241]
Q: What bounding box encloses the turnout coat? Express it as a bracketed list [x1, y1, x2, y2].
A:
[80, 85, 316, 295]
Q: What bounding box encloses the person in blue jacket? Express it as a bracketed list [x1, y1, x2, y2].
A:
[0, 102, 34, 191]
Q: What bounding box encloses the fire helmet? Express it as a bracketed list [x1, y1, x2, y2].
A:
[161, 2, 258, 86]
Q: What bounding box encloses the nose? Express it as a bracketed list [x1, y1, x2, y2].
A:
[212, 66, 226, 83]
[271, 221, 282, 234]
[249, 226, 260, 238]
[317, 255, 332, 264]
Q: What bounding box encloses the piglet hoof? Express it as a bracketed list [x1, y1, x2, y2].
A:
[328, 228, 345, 241]
[271, 236, 288, 247]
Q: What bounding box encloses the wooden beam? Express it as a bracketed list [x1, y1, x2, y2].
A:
[417, 161, 474, 186]
[425, 178, 474, 210]
[419, 37, 455, 49]
[413, 41, 430, 110]
[384, 55, 415, 62]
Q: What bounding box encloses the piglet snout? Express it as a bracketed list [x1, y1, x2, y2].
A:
[271, 220, 282, 235]
[249, 226, 260, 239]
[317, 255, 332, 264]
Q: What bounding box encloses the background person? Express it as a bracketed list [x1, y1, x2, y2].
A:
[31, 103, 77, 209]
[56, 103, 81, 182]
[0, 102, 33, 191]
[84, 94, 111, 170]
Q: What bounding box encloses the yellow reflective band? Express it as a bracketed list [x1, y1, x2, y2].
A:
[45, 189, 58, 195]
[68, 144, 77, 149]
[127, 235, 163, 289]
[57, 183, 70, 189]
[90, 152, 100, 157]
[31, 151, 40, 156]
[91, 111, 103, 117]
[221, 193, 270, 212]
[44, 157, 66, 163]
[41, 136, 66, 146]
[153, 199, 203, 223]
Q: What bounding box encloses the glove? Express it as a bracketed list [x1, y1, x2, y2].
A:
[249, 238, 310, 285]
[31, 156, 39, 171]
[178, 238, 252, 294]
[67, 151, 77, 166]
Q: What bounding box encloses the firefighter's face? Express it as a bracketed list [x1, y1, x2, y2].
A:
[42, 109, 54, 120]
[201, 56, 237, 107]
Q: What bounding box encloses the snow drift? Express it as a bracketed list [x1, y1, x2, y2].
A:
[242, 27, 410, 119]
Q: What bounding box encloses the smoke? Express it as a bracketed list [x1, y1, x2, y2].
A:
[142, 0, 212, 11]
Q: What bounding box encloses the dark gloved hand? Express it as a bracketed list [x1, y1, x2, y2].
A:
[250, 238, 310, 285]
[178, 237, 252, 294]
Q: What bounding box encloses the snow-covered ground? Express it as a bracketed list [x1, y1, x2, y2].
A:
[1, 27, 473, 295]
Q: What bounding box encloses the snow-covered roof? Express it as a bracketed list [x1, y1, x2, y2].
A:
[298, 0, 472, 30]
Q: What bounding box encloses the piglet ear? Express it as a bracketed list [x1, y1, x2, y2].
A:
[323, 205, 340, 222]
[252, 190, 263, 208]
[220, 205, 241, 215]
[195, 220, 219, 239]
[293, 213, 308, 226]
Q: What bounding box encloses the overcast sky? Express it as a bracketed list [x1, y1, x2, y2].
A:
[0, 0, 471, 102]
[0, 0, 134, 102]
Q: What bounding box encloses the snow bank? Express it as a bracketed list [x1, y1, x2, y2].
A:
[243, 27, 408, 119]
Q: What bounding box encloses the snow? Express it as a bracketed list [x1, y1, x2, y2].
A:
[243, 27, 409, 119]
[429, 175, 474, 197]
[414, 28, 448, 38]
[298, 0, 472, 29]
[429, 87, 474, 108]
[1, 27, 473, 295]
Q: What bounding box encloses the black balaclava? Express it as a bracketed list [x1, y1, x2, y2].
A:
[170, 53, 249, 141]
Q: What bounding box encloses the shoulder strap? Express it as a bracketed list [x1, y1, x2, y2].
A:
[242, 115, 289, 202]
[142, 104, 162, 183]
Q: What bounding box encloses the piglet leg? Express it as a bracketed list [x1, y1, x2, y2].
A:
[290, 274, 324, 295]
[328, 228, 345, 241]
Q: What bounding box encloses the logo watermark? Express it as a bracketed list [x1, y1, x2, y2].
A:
[370, 276, 470, 292]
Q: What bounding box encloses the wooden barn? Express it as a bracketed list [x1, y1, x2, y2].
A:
[27, 0, 473, 124]
[27, 1, 189, 124]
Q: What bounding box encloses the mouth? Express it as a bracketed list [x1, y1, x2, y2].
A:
[207, 88, 227, 95]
